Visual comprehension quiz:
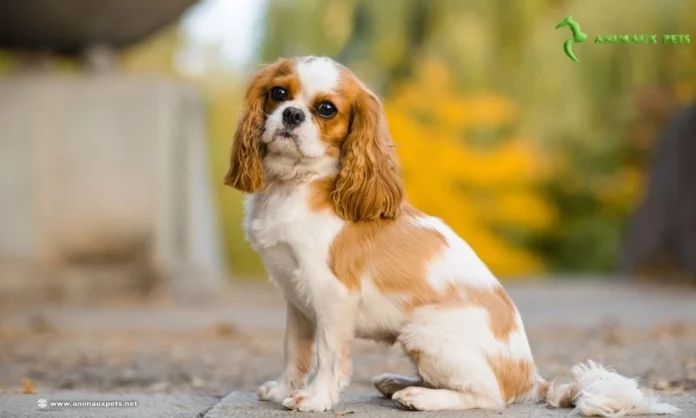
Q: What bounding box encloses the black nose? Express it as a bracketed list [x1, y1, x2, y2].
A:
[282, 107, 305, 127]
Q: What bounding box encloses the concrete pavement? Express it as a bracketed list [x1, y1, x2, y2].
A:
[4, 391, 694, 417]
[2, 279, 695, 417]
[207, 392, 696, 418]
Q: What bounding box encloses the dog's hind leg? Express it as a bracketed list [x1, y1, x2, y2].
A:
[390, 347, 506, 412]
[394, 307, 529, 411]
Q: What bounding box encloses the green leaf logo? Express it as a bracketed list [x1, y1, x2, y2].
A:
[555, 16, 588, 63]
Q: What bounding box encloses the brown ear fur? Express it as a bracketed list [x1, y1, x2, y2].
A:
[332, 86, 404, 221]
[223, 64, 276, 192]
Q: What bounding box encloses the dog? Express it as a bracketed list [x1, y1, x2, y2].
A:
[223, 56, 678, 416]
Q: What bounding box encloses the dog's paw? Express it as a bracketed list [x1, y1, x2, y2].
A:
[372, 373, 420, 398]
[392, 387, 432, 411]
[282, 389, 335, 412]
[256, 380, 291, 403]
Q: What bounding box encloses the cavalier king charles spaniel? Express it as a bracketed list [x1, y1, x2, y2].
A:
[223, 56, 678, 416]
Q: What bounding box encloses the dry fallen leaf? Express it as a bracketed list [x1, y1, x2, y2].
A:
[28, 314, 54, 334]
[652, 323, 687, 340]
[21, 377, 36, 394]
[214, 323, 243, 339]
[683, 379, 696, 391]
[148, 381, 169, 392]
[191, 377, 205, 388]
[336, 411, 355, 417]
[650, 378, 689, 394]
[652, 379, 670, 390]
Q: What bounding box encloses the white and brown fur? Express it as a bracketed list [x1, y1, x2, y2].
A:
[224, 56, 679, 416]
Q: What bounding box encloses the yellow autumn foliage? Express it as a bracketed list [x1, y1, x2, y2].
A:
[385, 60, 557, 276]
[595, 167, 645, 213]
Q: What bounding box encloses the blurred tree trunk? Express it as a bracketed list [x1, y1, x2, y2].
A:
[620, 103, 696, 283]
[386, 0, 433, 86]
[335, 2, 372, 66]
[336, 0, 436, 94]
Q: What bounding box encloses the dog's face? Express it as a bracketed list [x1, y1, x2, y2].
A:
[224, 56, 404, 221]
[260, 58, 349, 162]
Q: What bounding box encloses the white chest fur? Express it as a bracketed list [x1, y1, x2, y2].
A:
[244, 183, 345, 319]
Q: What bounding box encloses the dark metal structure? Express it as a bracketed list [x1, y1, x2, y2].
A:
[0, 0, 198, 55]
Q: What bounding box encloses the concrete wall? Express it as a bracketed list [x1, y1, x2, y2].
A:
[0, 75, 224, 303]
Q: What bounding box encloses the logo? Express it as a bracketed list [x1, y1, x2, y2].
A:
[555, 16, 588, 63]
[555, 15, 691, 63]
[37, 398, 48, 409]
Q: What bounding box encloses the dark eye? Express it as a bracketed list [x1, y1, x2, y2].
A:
[270, 86, 287, 101]
[316, 101, 337, 118]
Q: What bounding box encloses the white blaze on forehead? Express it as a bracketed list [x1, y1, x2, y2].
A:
[296, 57, 340, 102]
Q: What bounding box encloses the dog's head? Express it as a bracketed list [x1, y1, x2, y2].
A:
[224, 56, 404, 221]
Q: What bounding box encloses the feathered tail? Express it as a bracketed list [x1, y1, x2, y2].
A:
[536, 361, 680, 417]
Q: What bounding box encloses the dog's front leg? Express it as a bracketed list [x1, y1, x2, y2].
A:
[257, 301, 315, 403]
[282, 284, 356, 412]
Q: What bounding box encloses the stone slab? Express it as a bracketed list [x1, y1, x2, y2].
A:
[203, 391, 696, 418]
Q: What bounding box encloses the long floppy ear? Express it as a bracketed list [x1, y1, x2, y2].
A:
[332, 86, 404, 221]
[223, 68, 269, 192]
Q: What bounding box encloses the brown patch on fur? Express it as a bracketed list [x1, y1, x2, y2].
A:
[295, 335, 315, 378]
[487, 355, 536, 403]
[339, 343, 352, 382]
[400, 283, 463, 312]
[311, 91, 351, 151]
[284, 302, 316, 388]
[324, 145, 340, 159]
[285, 391, 308, 407]
[329, 205, 519, 346]
[558, 385, 578, 407]
[408, 349, 422, 364]
[547, 382, 579, 408]
[401, 282, 519, 344]
[308, 177, 336, 213]
[329, 210, 448, 291]
[537, 380, 551, 401]
[463, 285, 518, 342]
